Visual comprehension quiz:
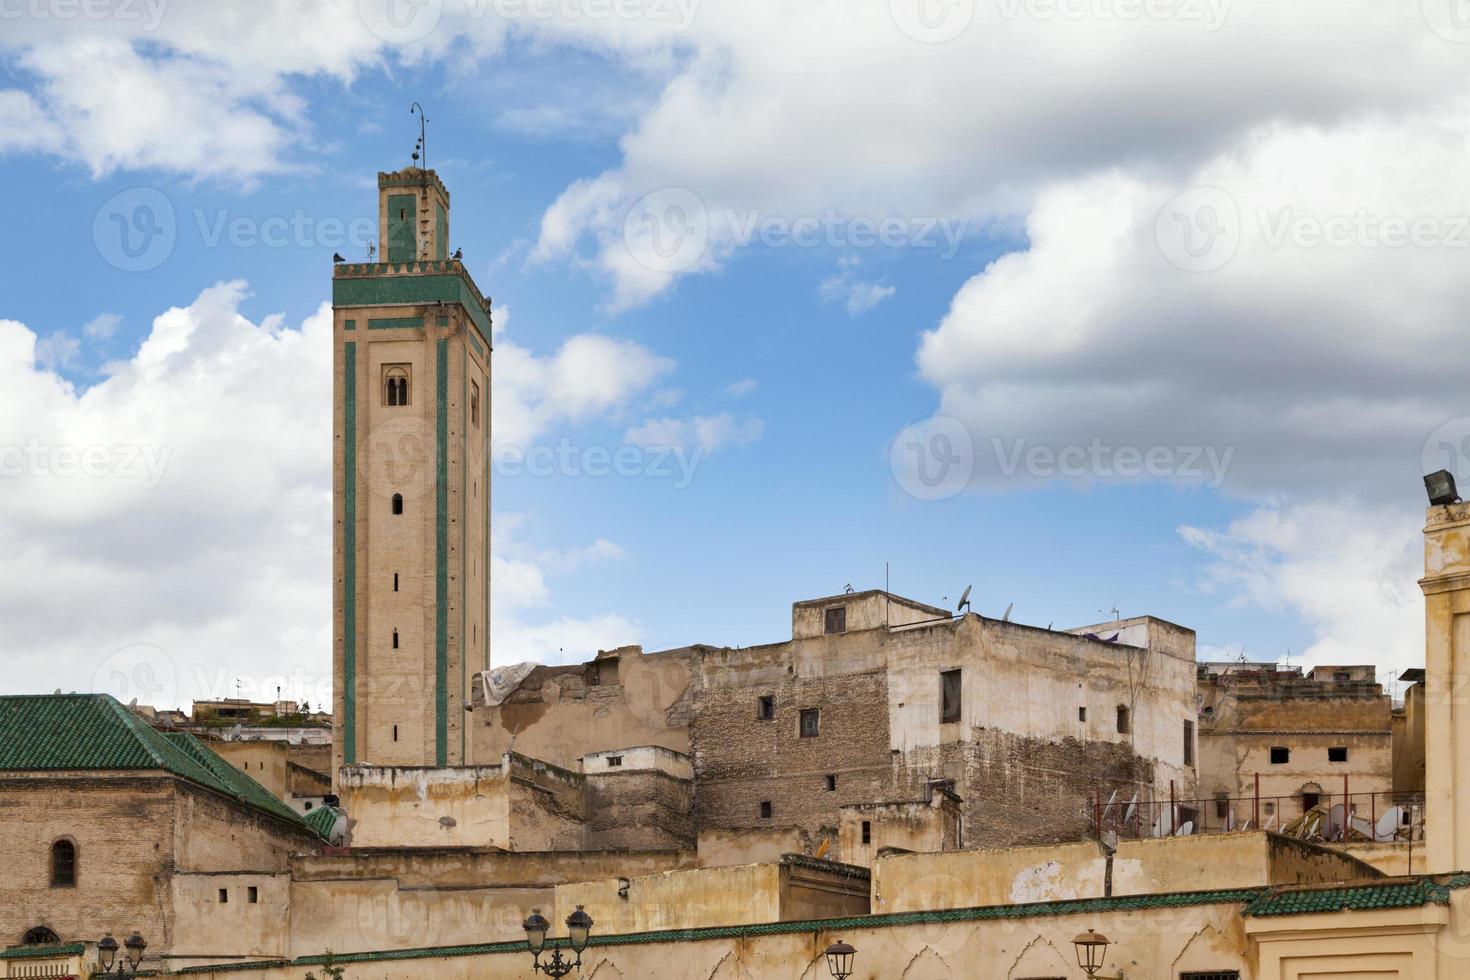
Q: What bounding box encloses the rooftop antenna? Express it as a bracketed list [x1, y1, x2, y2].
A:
[844, 583, 855, 594]
[410, 102, 428, 170]
[956, 585, 972, 615]
[1100, 603, 1120, 622]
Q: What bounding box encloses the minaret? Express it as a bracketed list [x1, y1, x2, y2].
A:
[331, 166, 491, 782]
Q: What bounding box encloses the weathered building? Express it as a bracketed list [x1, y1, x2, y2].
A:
[1197, 662, 1396, 830]
[467, 590, 1199, 861]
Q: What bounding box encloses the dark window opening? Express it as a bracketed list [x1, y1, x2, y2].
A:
[1183, 719, 1195, 766]
[393, 573, 399, 592]
[1214, 793, 1230, 819]
[799, 708, 820, 738]
[392, 725, 399, 742]
[1079, 706, 1087, 723]
[218, 888, 229, 904]
[1301, 792, 1320, 811]
[23, 927, 60, 946]
[1263, 801, 1276, 816]
[1270, 746, 1290, 765]
[756, 695, 774, 720]
[759, 801, 772, 819]
[50, 840, 75, 888]
[940, 668, 962, 724]
[1116, 705, 1130, 734]
[385, 367, 410, 407]
[607, 756, 623, 768]
[247, 886, 258, 904]
[1181, 972, 1241, 980]
[391, 493, 404, 515]
[1328, 746, 1348, 762]
[392, 629, 399, 650]
[825, 774, 837, 791]
[824, 606, 846, 634]
[861, 820, 872, 844]
[470, 380, 480, 427]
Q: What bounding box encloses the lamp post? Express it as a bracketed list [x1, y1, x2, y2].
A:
[523, 906, 593, 977]
[98, 932, 147, 976]
[824, 939, 857, 979]
[1072, 929, 1125, 980]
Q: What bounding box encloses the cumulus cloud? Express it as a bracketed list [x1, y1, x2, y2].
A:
[819, 267, 895, 316]
[724, 378, 757, 398]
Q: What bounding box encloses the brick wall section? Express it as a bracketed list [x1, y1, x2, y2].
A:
[585, 770, 696, 850]
[693, 670, 894, 853]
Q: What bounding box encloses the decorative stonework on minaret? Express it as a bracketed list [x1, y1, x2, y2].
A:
[331, 167, 492, 783]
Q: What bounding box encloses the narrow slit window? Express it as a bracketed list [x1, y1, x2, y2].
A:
[393, 573, 399, 592]
[940, 668, 962, 724]
[861, 820, 872, 844]
[1183, 719, 1195, 766]
[391, 629, 399, 650]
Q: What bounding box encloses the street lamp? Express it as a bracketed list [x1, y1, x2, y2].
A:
[523, 906, 594, 977]
[1072, 929, 1124, 979]
[98, 932, 147, 975]
[824, 939, 857, 979]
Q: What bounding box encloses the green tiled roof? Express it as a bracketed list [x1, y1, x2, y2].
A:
[304, 804, 340, 838]
[0, 943, 85, 960]
[0, 694, 321, 837]
[1242, 874, 1470, 917]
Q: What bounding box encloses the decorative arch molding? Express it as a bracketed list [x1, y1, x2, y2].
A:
[1007, 935, 1073, 978]
[586, 959, 625, 979]
[899, 945, 954, 979]
[22, 926, 61, 946]
[1171, 923, 1249, 977]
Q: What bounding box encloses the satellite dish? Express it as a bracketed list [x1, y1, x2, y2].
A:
[1176, 820, 1194, 837]
[1122, 793, 1138, 828]
[1376, 806, 1404, 841]
[1100, 789, 1119, 823]
[1001, 602, 1014, 622]
[229, 723, 244, 742]
[956, 585, 972, 613]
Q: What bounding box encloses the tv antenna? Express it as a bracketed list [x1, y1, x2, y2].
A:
[410, 102, 428, 170]
[1101, 603, 1120, 622]
[956, 585, 972, 614]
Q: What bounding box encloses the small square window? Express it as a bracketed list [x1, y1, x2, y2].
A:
[861, 820, 872, 844]
[219, 888, 229, 904]
[248, 886, 258, 904]
[1328, 746, 1348, 763]
[825, 774, 837, 791]
[607, 755, 623, 768]
[759, 801, 772, 819]
[799, 708, 820, 738]
[756, 695, 774, 720]
[824, 606, 846, 634]
[1263, 801, 1275, 816]
[1270, 746, 1290, 765]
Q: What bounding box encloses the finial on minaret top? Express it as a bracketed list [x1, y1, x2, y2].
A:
[410, 102, 428, 170]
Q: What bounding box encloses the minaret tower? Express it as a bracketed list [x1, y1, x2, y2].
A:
[331, 165, 491, 781]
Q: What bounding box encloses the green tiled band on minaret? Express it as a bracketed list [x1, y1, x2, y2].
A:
[435, 337, 449, 766]
[342, 342, 357, 764]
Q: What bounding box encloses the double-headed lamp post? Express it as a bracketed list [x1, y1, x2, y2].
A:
[98, 933, 147, 975]
[824, 939, 857, 979]
[1073, 929, 1125, 979]
[523, 906, 593, 977]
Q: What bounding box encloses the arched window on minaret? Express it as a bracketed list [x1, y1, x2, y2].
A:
[384, 366, 410, 407]
[392, 493, 403, 515]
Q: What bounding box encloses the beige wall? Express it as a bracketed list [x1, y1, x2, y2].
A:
[210, 741, 289, 802]
[696, 827, 810, 868]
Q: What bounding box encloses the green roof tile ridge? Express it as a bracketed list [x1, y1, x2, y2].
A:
[0, 943, 86, 960]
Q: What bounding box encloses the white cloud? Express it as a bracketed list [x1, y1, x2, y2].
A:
[820, 271, 895, 316]
[33, 331, 80, 372]
[624, 411, 763, 452]
[83, 313, 123, 339]
[1180, 503, 1423, 681]
[724, 377, 757, 398]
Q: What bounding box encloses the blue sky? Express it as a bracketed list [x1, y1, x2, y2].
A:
[3, 1, 1459, 706]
